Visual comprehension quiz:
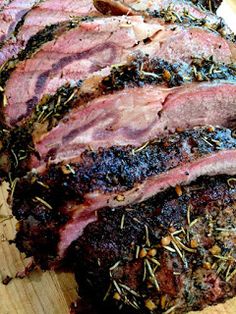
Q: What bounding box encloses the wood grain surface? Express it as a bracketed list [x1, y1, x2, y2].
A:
[0, 182, 78, 314]
[0, 0, 236, 313]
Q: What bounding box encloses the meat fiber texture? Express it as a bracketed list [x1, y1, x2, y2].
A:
[33, 80, 236, 169]
[0, 0, 39, 42]
[12, 127, 236, 267]
[3, 16, 163, 126]
[3, 18, 236, 127]
[0, 0, 100, 66]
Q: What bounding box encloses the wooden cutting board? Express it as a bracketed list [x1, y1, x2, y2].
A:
[0, 182, 78, 314]
[0, 1, 236, 313]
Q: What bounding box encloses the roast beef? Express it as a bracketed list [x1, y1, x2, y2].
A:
[2, 56, 236, 179]
[93, 0, 233, 39]
[12, 127, 236, 266]
[0, 0, 40, 43]
[94, 0, 211, 16]
[2, 15, 235, 128]
[1, 1, 236, 312]
[94, 0, 217, 18]
[66, 174, 236, 313]
[0, 0, 99, 66]
[33, 79, 236, 168]
[1, 16, 163, 126]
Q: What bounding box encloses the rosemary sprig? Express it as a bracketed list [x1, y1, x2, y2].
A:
[145, 225, 151, 247]
[145, 259, 160, 291]
[120, 214, 125, 230]
[34, 196, 52, 210]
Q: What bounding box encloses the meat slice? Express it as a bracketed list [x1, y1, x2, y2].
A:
[66, 174, 236, 313]
[0, 0, 99, 66]
[94, 0, 233, 39]
[33, 80, 236, 168]
[2, 56, 235, 179]
[12, 127, 236, 266]
[94, 0, 206, 16]
[1, 16, 162, 126]
[2, 16, 235, 127]
[0, 0, 40, 43]
[94, 0, 215, 18]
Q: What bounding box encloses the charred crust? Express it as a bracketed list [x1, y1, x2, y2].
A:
[0, 124, 35, 179]
[147, 7, 235, 42]
[67, 175, 236, 313]
[1, 56, 236, 181]
[100, 56, 236, 92]
[11, 127, 236, 267]
[7, 126, 236, 197]
[41, 127, 236, 194]
[191, 0, 222, 13]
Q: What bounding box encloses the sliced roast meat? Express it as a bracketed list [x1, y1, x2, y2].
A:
[67, 174, 236, 313]
[94, 0, 209, 16]
[0, 0, 99, 66]
[33, 80, 236, 168]
[2, 16, 163, 126]
[93, 0, 215, 19]
[0, 0, 40, 43]
[3, 56, 235, 179]
[93, 0, 234, 40]
[15, 0, 98, 39]
[2, 16, 236, 127]
[12, 127, 236, 265]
